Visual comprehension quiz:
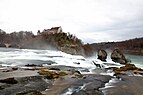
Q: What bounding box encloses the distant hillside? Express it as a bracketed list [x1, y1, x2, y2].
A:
[0, 29, 34, 48]
[0, 28, 143, 56]
[89, 37, 143, 55]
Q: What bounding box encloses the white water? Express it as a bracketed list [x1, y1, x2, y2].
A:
[0, 47, 142, 73]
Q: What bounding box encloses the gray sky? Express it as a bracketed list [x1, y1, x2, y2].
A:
[0, 0, 143, 43]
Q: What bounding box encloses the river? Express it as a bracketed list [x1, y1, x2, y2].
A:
[0, 47, 142, 72]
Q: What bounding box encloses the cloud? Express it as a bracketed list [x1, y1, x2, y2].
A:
[0, 0, 143, 43]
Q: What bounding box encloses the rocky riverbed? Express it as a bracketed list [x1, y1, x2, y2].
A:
[0, 64, 143, 95]
[0, 66, 113, 95]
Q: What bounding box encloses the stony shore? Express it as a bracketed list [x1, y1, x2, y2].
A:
[0, 65, 143, 95]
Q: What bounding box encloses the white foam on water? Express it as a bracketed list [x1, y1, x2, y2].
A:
[0, 48, 125, 75]
[100, 77, 120, 95]
[61, 83, 89, 95]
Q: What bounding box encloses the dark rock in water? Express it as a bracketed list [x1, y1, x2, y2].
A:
[74, 62, 80, 65]
[2, 67, 18, 72]
[25, 64, 42, 67]
[16, 89, 43, 95]
[48, 67, 61, 71]
[0, 78, 18, 84]
[12, 67, 18, 70]
[72, 90, 88, 95]
[97, 50, 107, 62]
[92, 61, 102, 68]
[111, 49, 127, 64]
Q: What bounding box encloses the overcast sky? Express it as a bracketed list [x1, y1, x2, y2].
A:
[0, 0, 143, 43]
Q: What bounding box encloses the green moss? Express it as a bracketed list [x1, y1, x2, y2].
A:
[38, 71, 59, 79]
[59, 72, 68, 76]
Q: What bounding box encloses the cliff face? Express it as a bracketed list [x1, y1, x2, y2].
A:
[34, 27, 85, 55]
[89, 38, 143, 56]
[0, 27, 85, 56]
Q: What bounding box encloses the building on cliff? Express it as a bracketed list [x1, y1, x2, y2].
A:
[38, 26, 62, 35]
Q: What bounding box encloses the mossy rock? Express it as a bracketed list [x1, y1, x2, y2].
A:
[38, 70, 59, 79]
[112, 64, 137, 72]
[59, 72, 68, 76]
[120, 64, 137, 71]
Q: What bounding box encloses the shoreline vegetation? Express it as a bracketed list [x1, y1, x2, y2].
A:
[0, 27, 143, 95]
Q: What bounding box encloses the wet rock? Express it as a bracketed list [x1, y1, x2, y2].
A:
[58, 72, 68, 76]
[133, 70, 143, 75]
[2, 67, 18, 72]
[92, 61, 102, 68]
[0, 76, 52, 95]
[12, 67, 18, 70]
[48, 68, 61, 71]
[61, 75, 111, 95]
[25, 64, 42, 67]
[120, 64, 137, 71]
[97, 50, 107, 62]
[74, 62, 80, 65]
[72, 90, 88, 95]
[16, 89, 43, 95]
[112, 64, 143, 76]
[0, 78, 18, 84]
[68, 70, 83, 78]
[112, 64, 137, 72]
[111, 49, 127, 64]
[38, 69, 68, 79]
[38, 70, 59, 79]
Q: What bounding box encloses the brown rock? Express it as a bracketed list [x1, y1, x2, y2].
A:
[0, 78, 18, 84]
[111, 49, 127, 64]
[97, 49, 107, 62]
[38, 70, 59, 79]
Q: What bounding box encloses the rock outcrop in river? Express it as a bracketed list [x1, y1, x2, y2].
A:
[111, 49, 127, 64]
[97, 49, 107, 61]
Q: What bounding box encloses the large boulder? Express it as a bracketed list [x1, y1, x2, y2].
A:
[111, 49, 127, 64]
[97, 50, 107, 62]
